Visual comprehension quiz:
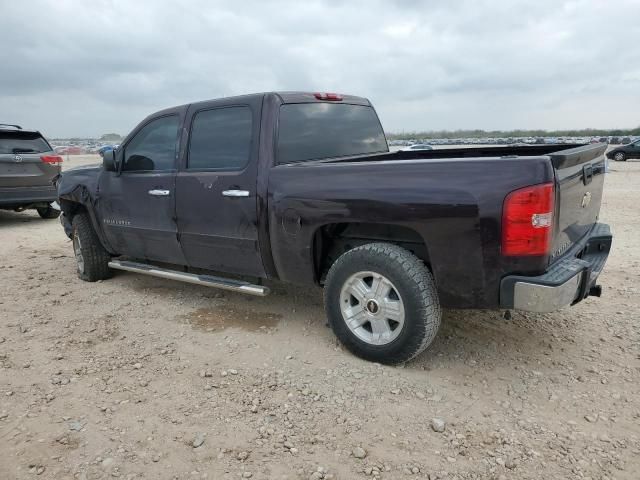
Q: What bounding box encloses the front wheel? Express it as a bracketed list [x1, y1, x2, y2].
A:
[71, 213, 112, 281]
[613, 152, 626, 161]
[324, 243, 441, 364]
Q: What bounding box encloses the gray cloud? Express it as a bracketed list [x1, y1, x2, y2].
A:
[1, 0, 638, 137]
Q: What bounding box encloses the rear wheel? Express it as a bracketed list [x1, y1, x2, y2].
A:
[324, 243, 441, 364]
[36, 204, 61, 219]
[71, 213, 112, 281]
[613, 152, 626, 161]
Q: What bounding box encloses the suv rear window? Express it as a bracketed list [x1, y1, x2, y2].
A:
[0, 131, 50, 154]
[277, 103, 388, 164]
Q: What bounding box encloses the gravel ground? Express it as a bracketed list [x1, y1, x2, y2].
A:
[0, 156, 638, 480]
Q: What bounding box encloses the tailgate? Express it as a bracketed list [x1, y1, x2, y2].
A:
[0, 152, 59, 188]
[549, 144, 607, 262]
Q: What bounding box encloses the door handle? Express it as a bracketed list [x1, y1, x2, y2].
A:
[148, 189, 170, 196]
[222, 190, 250, 197]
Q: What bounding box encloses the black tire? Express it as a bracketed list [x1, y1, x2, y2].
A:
[324, 243, 441, 364]
[36, 205, 61, 219]
[613, 152, 626, 161]
[71, 213, 112, 282]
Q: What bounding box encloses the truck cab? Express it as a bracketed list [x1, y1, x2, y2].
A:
[90, 93, 387, 279]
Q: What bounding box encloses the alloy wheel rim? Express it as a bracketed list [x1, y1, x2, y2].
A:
[339, 271, 405, 346]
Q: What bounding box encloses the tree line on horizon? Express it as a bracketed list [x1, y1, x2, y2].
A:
[387, 126, 640, 140]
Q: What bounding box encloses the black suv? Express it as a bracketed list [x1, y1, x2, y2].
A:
[0, 124, 62, 218]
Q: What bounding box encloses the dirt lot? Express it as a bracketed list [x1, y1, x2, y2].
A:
[1, 156, 638, 480]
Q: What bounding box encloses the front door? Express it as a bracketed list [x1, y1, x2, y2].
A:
[175, 98, 265, 277]
[99, 114, 186, 265]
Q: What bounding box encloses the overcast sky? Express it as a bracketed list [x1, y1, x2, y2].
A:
[1, 0, 639, 137]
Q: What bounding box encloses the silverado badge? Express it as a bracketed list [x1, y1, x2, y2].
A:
[581, 192, 592, 209]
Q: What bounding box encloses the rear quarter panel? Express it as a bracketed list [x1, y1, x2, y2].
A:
[267, 157, 554, 308]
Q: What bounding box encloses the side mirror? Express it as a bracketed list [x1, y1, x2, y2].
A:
[102, 149, 117, 172]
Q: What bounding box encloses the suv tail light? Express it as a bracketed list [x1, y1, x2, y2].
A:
[502, 182, 554, 256]
[41, 155, 63, 164]
[313, 92, 343, 101]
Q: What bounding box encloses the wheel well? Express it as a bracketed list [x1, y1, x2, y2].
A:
[313, 223, 430, 284]
[59, 199, 86, 219]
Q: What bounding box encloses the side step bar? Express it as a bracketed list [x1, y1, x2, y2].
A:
[107, 259, 270, 296]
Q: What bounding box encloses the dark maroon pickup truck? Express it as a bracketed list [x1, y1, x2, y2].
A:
[56, 92, 612, 364]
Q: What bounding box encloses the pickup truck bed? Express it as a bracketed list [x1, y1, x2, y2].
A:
[268, 142, 608, 310]
[56, 91, 612, 364]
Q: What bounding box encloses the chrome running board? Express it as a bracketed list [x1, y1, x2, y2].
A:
[107, 259, 269, 296]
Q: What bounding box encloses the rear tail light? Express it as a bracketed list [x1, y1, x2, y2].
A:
[313, 92, 343, 101]
[41, 155, 63, 164]
[502, 182, 554, 256]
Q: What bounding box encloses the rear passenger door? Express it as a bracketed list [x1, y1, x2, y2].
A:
[98, 114, 186, 265]
[175, 97, 264, 277]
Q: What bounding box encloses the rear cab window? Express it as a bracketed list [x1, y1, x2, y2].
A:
[0, 131, 51, 154]
[277, 103, 388, 164]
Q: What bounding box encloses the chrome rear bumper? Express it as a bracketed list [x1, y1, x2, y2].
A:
[500, 223, 612, 313]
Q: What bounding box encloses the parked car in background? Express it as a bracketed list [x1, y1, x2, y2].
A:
[55, 146, 85, 155]
[98, 145, 119, 158]
[0, 124, 62, 218]
[399, 143, 433, 151]
[607, 139, 640, 161]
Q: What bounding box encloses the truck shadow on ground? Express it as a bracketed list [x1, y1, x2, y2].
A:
[122, 270, 561, 370]
[409, 308, 561, 370]
[0, 210, 50, 227]
[266, 280, 562, 370]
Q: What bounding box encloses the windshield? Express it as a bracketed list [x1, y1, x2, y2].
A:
[277, 103, 388, 164]
[0, 131, 50, 154]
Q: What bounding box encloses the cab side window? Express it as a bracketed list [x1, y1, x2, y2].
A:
[187, 106, 252, 170]
[123, 116, 179, 172]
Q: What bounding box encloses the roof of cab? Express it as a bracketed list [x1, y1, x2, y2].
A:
[274, 92, 371, 105]
[185, 91, 370, 106]
[145, 92, 373, 122]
